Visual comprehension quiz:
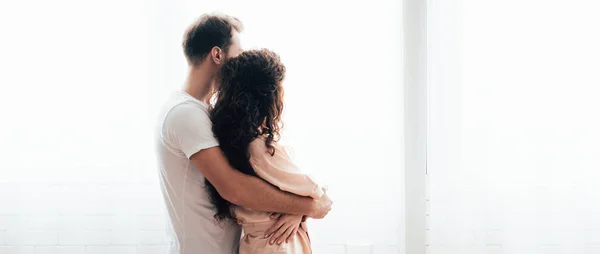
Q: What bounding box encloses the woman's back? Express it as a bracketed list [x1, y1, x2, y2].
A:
[206, 49, 323, 254]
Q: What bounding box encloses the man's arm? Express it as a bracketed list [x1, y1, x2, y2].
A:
[162, 103, 331, 218]
[190, 146, 332, 218]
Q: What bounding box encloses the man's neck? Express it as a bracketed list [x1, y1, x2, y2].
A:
[183, 64, 215, 104]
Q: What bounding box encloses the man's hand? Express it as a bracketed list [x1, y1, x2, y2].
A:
[308, 187, 332, 219]
[264, 214, 304, 245]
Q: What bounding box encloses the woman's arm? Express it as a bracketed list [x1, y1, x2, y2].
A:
[249, 139, 324, 199]
[248, 139, 328, 242]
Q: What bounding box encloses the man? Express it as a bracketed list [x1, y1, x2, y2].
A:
[155, 13, 333, 254]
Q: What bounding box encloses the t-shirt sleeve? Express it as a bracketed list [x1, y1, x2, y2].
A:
[249, 139, 324, 199]
[163, 103, 219, 159]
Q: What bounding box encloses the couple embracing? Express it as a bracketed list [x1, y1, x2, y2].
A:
[155, 13, 333, 254]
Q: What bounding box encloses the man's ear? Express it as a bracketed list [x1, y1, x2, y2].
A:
[210, 46, 224, 65]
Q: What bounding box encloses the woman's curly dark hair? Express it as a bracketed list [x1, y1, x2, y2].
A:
[205, 49, 286, 222]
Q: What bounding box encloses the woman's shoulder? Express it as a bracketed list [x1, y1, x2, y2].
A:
[249, 136, 286, 157]
[249, 136, 270, 154]
[249, 137, 267, 149]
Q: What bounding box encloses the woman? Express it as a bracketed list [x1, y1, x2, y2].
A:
[205, 49, 323, 254]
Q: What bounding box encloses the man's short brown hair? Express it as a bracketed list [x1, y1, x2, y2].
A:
[182, 13, 243, 66]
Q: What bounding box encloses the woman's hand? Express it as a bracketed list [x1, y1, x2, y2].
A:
[264, 214, 304, 244]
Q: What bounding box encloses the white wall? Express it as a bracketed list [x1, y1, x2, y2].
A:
[0, 0, 404, 253]
[427, 1, 600, 253]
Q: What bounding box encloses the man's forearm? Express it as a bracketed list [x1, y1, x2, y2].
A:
[231, 175, 315, 215]
[189, 147, 318, 216]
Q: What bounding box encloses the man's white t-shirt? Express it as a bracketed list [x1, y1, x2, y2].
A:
[155, 91, 241, 254]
